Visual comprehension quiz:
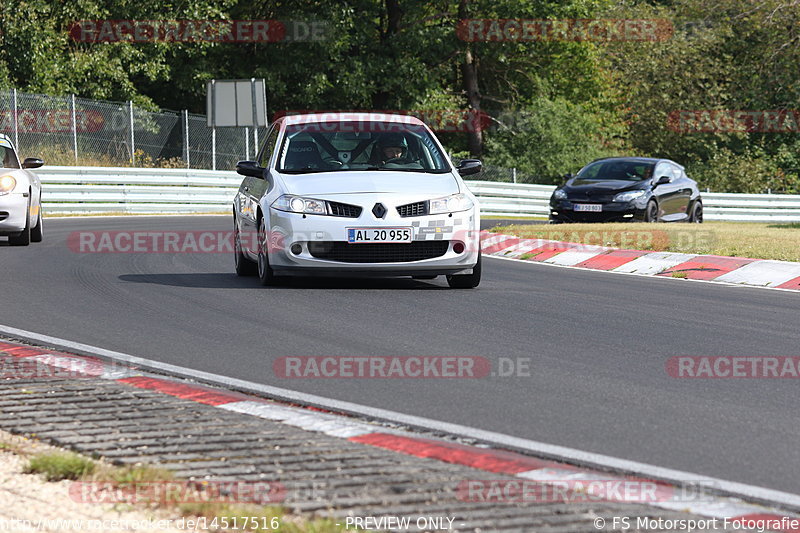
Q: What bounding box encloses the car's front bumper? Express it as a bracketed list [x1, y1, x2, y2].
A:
[0, 193, 28, 235]
[548, 200, 647, 223]
[265, 206, 480, 276]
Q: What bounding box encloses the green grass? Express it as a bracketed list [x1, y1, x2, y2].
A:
[482, 215, 548, 221]
[671, 271, 688, 278]
[21, 448, 354, 531]
[492, 221, 800, 262]
[24, 451, 96, 481]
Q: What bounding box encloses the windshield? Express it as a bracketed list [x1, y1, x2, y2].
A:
[577, 160, 654, 181]
[276, 121, 451, 173]
[1, 145, 19, 169]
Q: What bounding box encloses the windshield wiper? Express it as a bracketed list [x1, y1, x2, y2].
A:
[279, 167, 336, 174]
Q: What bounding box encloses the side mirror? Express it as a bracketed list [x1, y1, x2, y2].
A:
[653, 175, 671, 187]
[562, 173, 574, 181]
[457, 159, 482, 176]
[236, 160, 266, 178]
[22, 157, 44, 169]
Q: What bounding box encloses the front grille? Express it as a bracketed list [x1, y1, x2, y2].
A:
[328, 201, 362, 218]
[308, 241, 449, 263]
[570, 193, 615, 202]
[397, 201, 428, 217]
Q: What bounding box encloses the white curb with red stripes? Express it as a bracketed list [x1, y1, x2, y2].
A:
[480, 231, 800, 291]
[1, 334, 798, 529]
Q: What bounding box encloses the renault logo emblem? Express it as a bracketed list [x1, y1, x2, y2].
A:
[372, 203, 387, 219]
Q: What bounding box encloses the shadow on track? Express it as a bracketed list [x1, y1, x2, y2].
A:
[118, 273, 448, 290]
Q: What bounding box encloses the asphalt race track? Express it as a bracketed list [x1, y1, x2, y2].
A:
[2, 216, 799, 494]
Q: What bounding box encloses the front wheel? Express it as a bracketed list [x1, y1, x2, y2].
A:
[447, 254, 481, 289]
[257, 217, 276, 286]
[30, 201, 43, 243]
[644, 200, 659, 223]
[234, 218, 257, 276]
[689, 201, 703, 223]
[9, 200, 31, 246]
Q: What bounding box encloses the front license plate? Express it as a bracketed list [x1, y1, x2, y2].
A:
[347, 227, 413, 243]
[574, 204, 603, 212]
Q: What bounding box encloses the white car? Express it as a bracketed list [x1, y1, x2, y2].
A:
[232, 113, 482, 288]
[0, 134, 44, 246]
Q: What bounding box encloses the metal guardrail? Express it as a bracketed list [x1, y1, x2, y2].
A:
[37, 167, 800, 222]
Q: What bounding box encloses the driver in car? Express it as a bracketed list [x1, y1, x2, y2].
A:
[369, 133, 411, 166]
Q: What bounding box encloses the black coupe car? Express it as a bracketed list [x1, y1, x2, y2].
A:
[549, 157, 702, 223]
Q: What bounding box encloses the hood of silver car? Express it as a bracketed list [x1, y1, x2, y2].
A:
[277, 170, 459, 196]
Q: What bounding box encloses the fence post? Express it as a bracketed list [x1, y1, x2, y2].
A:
[71, 94, 78, 164]
[12, 88, 18, 149]
[211, 127, 216, 171]
[183, 110, 190, 168]
[129, 101, 135, 165]
[245, 127, 250, 160]
[512, 167, 517, 184]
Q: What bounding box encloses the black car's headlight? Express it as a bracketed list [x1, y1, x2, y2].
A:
[271, 195, 328, 215]
[552, 189, 567, 200]
[612, 190, 646, 202]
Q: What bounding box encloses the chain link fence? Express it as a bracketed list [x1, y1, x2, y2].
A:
[1, 88, 543, 180]
[0, 89, 267, 170]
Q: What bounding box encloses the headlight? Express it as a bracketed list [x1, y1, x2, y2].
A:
[429, 193, 473, 214]
[271, 195, 327, 215]
[613, 190, 646, 202]
[0, 175, 16, 195]
[552, 189, 567, 200]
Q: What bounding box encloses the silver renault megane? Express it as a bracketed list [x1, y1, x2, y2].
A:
[232, 113, 483, 288]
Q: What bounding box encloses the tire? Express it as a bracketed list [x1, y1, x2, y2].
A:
[30, 199, 43, 243]
[257, 216, 276, 286]
[234, 218, 257, 276]
[9, 199, 31, 246]
[689, 201, 703, 223]
[644, 200, 659, 223]
[447, 253, 481, 289]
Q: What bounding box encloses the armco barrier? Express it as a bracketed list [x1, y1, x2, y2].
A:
[35, 166, 800, 221]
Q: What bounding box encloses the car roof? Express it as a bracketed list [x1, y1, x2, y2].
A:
[589, 156, 683, 169]
[279, 112, 427, 127]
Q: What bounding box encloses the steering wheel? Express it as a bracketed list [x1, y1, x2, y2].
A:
[321, 156, 344, 167]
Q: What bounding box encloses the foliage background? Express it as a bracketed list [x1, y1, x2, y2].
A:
[1, 0, 798, 191]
